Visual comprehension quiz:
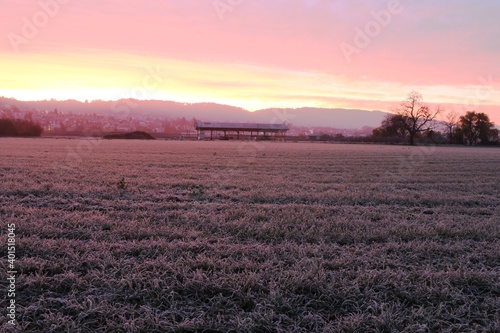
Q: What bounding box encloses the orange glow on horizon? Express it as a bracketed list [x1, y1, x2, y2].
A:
[1, 1, 499, 123]
[1, 52, 499, 123]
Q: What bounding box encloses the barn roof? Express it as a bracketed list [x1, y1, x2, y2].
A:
[194, 120, 288, 131]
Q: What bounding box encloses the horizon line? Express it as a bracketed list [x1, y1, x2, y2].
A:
[0, 95, 386, 114]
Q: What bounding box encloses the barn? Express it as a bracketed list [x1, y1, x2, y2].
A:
[194, 119, 289, 140]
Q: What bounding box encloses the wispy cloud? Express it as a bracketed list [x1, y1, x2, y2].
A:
[0, 0, 499, 121]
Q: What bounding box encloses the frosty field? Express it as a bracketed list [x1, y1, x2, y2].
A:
[1, 138, 499, 332]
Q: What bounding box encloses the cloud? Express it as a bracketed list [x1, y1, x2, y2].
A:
[0, 0, 499, 120]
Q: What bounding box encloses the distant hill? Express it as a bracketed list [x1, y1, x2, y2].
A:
[0, 97, 389, 129]
[103, 131, 156, 140]
[252, 108, 387, 128]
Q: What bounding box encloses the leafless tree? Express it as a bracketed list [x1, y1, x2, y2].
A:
[396, 91, 442, 145]
[442, 111, 459, 143]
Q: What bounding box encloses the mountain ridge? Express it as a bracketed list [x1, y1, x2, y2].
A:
[0, 97, 389, 129]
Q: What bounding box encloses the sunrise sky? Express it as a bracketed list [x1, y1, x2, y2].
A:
[1, 0, 499, 122]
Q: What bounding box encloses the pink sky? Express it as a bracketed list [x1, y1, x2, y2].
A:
[1, 0, 499, 123]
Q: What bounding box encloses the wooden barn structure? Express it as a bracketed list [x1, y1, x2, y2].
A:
[194, 119, 288, 140]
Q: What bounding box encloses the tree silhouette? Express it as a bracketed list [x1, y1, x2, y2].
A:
[459, 111, 498, 145]
[395, 91, 442, 145]
[0, 118, 43, 137]
[442, 111, 459, 144]
[372, 114, 407, 141]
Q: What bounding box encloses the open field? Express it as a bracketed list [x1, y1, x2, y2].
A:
[1, 138, 499, 332]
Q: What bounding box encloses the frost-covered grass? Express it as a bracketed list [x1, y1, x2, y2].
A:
[1, 139, 499, 332]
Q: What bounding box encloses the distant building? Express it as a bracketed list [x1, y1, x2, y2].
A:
[194, 119, 288, 140]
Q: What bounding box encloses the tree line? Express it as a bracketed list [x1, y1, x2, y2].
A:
[0, 118, 44, 137]
[372, 91, 499, 145]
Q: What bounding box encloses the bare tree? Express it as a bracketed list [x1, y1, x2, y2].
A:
[396, 91, 442, 145]
[442, 111, 459, 143]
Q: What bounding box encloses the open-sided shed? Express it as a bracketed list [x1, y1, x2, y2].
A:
[194, 119, 288, 140]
